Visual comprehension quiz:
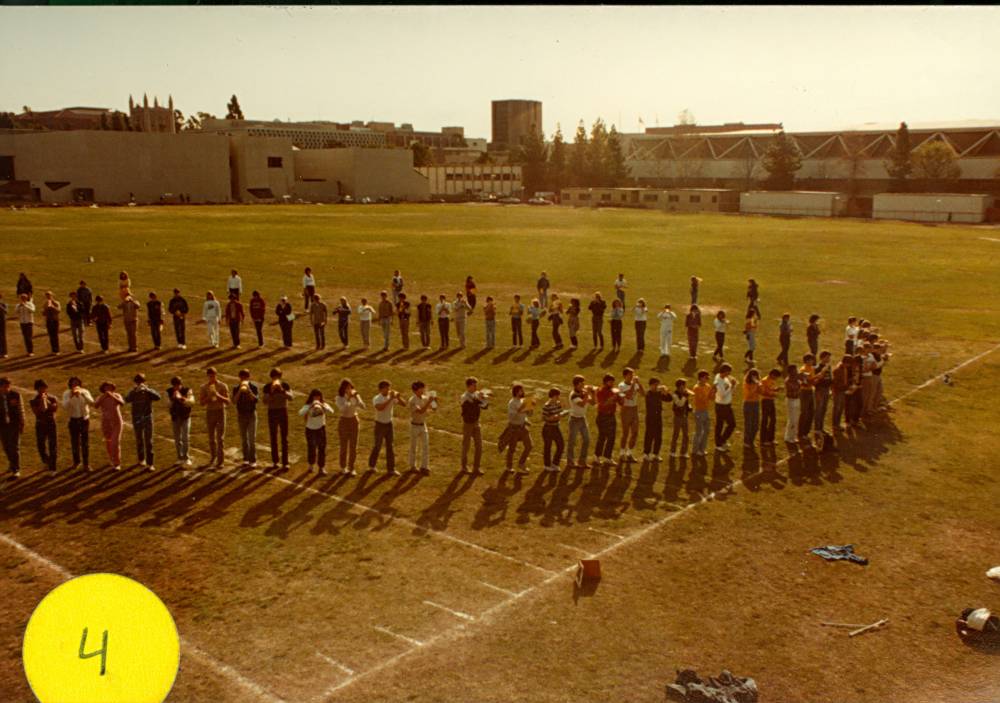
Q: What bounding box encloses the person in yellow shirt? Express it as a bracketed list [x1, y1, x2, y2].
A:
[691, 370, 713, 457]
[742, 369, 762, 448]
[798, 354, 818, 444]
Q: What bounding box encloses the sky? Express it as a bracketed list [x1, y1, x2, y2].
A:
[2, 5, 999, 138]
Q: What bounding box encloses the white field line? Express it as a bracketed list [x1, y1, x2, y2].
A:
[314, 651, 355, 677]
[556, 542, 591, 556]
[477, 580, 521, 597]
[587, 526, 625, 541]
[422, 600, 475, 622]
[373, 625, 425, 647]
[318, 340, 1000, 700]
[0, 531, 285, 703]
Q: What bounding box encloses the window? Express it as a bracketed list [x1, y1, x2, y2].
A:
[578, 193, 591, 201]
[246, 187, 275, 199]
[620, 194, 628, 202]
[642, 194, 658, 202]
[711, 196, 718, 203]
[562, 192, 573, 201]
[689, 195, 701, 203]
[267, 157, 283, 168]
[668, 194, 679, 203]
[601, 194, 612, 201]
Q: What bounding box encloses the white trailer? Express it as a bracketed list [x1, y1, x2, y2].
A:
[872, 193, 994, 224]
[740, 190, 847, 217]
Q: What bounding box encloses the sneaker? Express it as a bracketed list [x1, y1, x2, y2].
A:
[11, 470, 20, 479]
[341, 468, 351, 475]
[349, 469, 357, 477]
[473, 469, 485, 476]
[387, 469, 401, 476]
[84, 465, 93, 472]
[670, 452, 678, 458]
[318, 467, 327, 475]
[517, 466, 530, 474]
[249, 462, 258, 469]
[642, 454, 650, 461]
[184, 458, 193, 467]
[147, 464, 156, 472]
[112, 465, 122, 471]
[281, 463, 290, 470]
[653, 455, 663, 461]
[179, 344, 187, 350]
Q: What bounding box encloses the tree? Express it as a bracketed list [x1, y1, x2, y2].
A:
[123, 114, 133, 132]
[226, 95, 245, 120]
[761, 131, 803, 190]
[99, 113, 110, 130]
[517, 129, 548, 196]
[110, 111, 126, 131]
[569, 121, 588, 186]
[606, 125, 630, 186]
[173, 109, 184, 133]
[547, 124, 567, 193]
[586, 118, 609, 185]
[411, 142, 432, 167]
[884, 122, 913, 192]
[911, 140, 961, 180]
[0, 112, 14, 129]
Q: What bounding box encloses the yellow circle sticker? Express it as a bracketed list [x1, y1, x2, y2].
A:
[23, 573, 180, 703]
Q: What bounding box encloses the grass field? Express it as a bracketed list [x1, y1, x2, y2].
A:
[1, 204, 999, 703]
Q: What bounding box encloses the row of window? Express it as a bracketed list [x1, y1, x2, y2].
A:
[565, 192, 718, 204]
[443, 173, 516, 181]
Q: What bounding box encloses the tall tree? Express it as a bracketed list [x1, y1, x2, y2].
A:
[911, 140, 961, 180]
[517, 129, 548, 196]
[606, 125, 630, 186]
[110, 111, 126, 131]
[569, 121, 588, 186]
[99, 113, 110, 130]
[547, 124, 567, 193]
[173, 109, 185, 133]
[884, 121, 913, 192]
[0, 112, 15, 129]
[226, 94, 245, 120]
[761, 131, 803, 190]
[410, 142, 432, 167]
[586, 118, 609, 185]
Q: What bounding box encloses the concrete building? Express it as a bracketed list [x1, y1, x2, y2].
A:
[740, 191, 848, 218]
[228, 134, 296, 202]
[491, 100, 543, 151]
[561, 187, 739, 213]
[202, 118, 387, 149]
[418, 165, 522, 199]
[293, 148, 429, 202]
[129, 94, 176, 133]
[872, 193, 995, 223]
[0, 130, 231, 203]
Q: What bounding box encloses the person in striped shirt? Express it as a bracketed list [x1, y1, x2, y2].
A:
[541, 388, 567, 472]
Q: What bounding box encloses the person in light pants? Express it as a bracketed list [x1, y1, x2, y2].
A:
[657, 305, 677, 356]
[566, 375, 594, 467]
[167, 376, 195, 467]
[407, 381, 434, 474]
[232, 369, 259, 467]
[784, 364, 802, 445]
[691, 370, 713, 456]
[483, 297, 497, 349]
[202, 291, 221, 348]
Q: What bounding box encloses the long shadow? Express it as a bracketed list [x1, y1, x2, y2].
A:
[177, 471, 274, 533]
[97, 467, 191, 528]
[573, 465, 611, 523]
[491, 348, 518, 365]
[541, 466, 585, 527]
[708, 451, 736, 499]
[355, 471, 424, 531]
[463, 348, 491, 364]
[515, 470, 558, 524]
[631, 460, 661, 511]
[685, 455, 709, 502]
[625, 351, 643, 371]
[662, 457, 687, 505]
[554, 348, 576, 365]
[143, 471, 243, 527]
[513, 348, 534, 364]
[471, 471, 523, 530]
[261, 472, 331, 539]
[599, 349, 620, 369]
[392, 349, 429, 366]
[655, 355, 673, 373]
[595, 463, 633, 519]
[576, 348, 599, 370]
[682, 357, 699, 377]
[310, 470, 393, 535]
[532, 349, 556, 366]
[416, 472, 477, 532]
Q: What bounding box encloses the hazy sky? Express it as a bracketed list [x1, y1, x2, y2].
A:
[2, 6, 998, 137]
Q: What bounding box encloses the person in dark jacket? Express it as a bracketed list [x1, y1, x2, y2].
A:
[29, 379, 58, 472]
[263, 367, 294, 470]
[66, 291, 86, 353]
[249, 291, 267, 348]
[276, 296, 294, 348]
[147, 292, 164, 350]
[16, 273, 33, 300]
[0, 377, 25, 478]
[124, 373, 161, 471]
[91, 296, 112, 353]
[76, 280, 93, 325]
[168, 288, 189, 349]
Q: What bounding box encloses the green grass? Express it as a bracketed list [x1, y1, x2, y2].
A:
[1, 204, 999, 703]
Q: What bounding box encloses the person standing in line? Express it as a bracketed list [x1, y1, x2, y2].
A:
[276, 295, 295, 348]
[302, 267, 316, 312]
[860, 343, 881, 418]
[742, 369, 762, 449]
[509, 294, 525, 347]
[593, 374, 621, 468]
[712, 363, 737, 453]
[357, 297, 374, 349]
[124, 373, 161, 471]
[566, 375, 595, 468]
[30, 380, 58, 472]
[784, 364, 802, 447]
[232, 368, 259, 468]
[369, 380, 404, 476]
[76, 280, 93, 326]
[334, 297, 351, 349]
[66, 291, 85, 354]
[199, 367, 230, 468]
[846, 353, 865, 428]
[526, 298, 545, 349]
[299, 389, 335, 475]
[633, 298, 648, 352]
[202, 291, 222, 349]
[435, 294, 451, 349]
[759, 368, 782, 447]
[844, 316, 860, 355]
[91, 295, 112, 353]
[168, 288, 189, 350]
[566, 298, 581, 350]
[608, 299, 625, 352]
[397, 292, 411, 350]
[0, 378, 25, 479]
[407, 381, 435, 475]
[416, 295, 433, 350]
[502, 384, 533, 474]
[227, 269, 243, 301]
[16, 273, 33, 301]
[16, 293, 35, 357]
[813, 351, 833, 441]
[541, 388, 567, 472]
[589, 292, 607, 350]
[712, 310, 730, 361]
[249, 291, 267, 348]
[166, 376, 195, 468]
[335, 378, 365, 475]
[483, 296, 497, 349]
[224, 294, 244, 350]
[685, 305, 701, 360]
[549, 300, 565, 349]
[744, 305, 760, 364]
[640, 377, 668, 461]
[310, 293, 329, 351]
[831, 355, 852, 432]
[391, 270, 404, 306]
[537, 271, 550, 309]
[464, 276, 478, 311]
[147, 292, 164, 350]
[119, 294, 141, 353]
[42, 291, 61, 354]
[0, 293, 8, 359]
[263, 367, 293, 470]
[377, 291, 395, 352]
[459, 377, 489, 475]
[776, 313, 792, 368]
[689, 275, 702, 306]
[746, 279, 760, 309]
[669, 378, 694, 459]
[691, 370, 713, 457]
[798, 354, 817, 445]
[806, 314, 821, 357]
[617, 367, 644, 462]
[117, 271, 131, 302]
[62, 376, 94, 471]
[613, 273, 628, 306]
[452, 292, 472, 349]
[657, 304, 677, 357]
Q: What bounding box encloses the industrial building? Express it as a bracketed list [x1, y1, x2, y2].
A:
[417, 165, 522, 199]
[561, 187, 739, 213]
[491, 99, 543, 151]
[872, 193, 995, 224]
[740, 191, 848, 218]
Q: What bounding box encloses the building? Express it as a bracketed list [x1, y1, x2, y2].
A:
[293, 148, 429, 202]
[11, 107, 113, 131]
[417, 165, 522, 199]
[560, 186, 739, 213]
[872, 192, 995, 223]
[622, 120, 1000, 197]
[128, 94, 176, 133]
[491, 100, 543, 151]
[740, 191, 848, 218]
[202, 118, 387, 149]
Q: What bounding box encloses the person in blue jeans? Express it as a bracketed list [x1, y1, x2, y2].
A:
[566, 375, 595, 468]
[125, 373, 161, 471]
[232, 369, 260, 468]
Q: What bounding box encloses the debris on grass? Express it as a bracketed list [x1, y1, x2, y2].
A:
[810, 544, 869, 565]
[849, 618, 889, 637]
[956, 608, 1000, 646]
[986, 566, 1000, 582]
[666, 669, 758, 703]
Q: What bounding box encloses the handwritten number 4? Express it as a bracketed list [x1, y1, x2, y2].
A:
[78, 627, 108, 676]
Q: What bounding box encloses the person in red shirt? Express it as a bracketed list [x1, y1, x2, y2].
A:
[224, 294, 245, 350]
[593, 374, 621, 467]
[249, 290, 267, 348]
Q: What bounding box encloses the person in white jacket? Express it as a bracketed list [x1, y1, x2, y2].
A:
[15, 294, 36, 357]
[299, 389, 336, 475]
[202, 291, 222, 348]
[657, 304, 677, 357]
